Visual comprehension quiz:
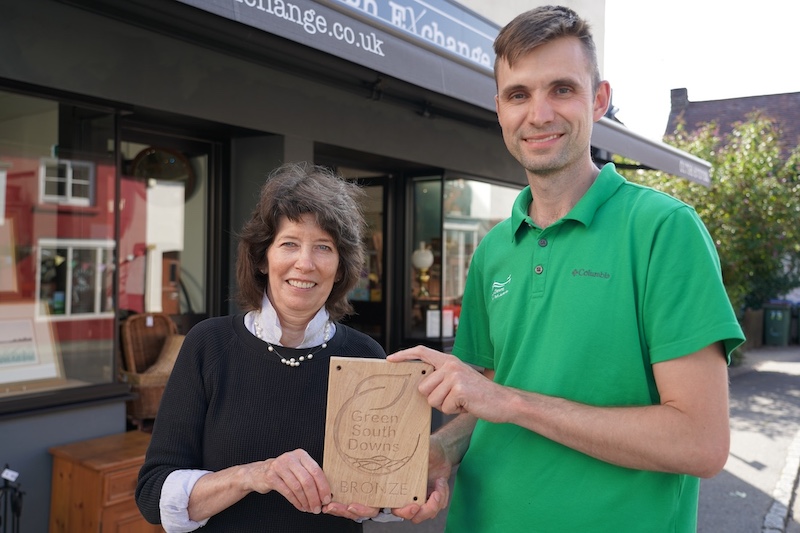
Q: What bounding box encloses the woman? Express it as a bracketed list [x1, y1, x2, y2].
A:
[136, 162, 387, 532]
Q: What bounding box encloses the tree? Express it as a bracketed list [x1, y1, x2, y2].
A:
[617, 112, 800, 316]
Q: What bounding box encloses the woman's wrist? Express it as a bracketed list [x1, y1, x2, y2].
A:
[236, 461, 262, 494]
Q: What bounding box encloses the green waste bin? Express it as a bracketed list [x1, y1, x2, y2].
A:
[763, 303, 791, 346]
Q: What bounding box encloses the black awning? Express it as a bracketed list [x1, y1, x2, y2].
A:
[79, 0, 711, 186]
[175, 0, 498, 110]
[592, 118, 711, 185]
[169, 0, 712, 184]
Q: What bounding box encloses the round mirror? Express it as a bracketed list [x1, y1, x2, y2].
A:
[131, 146, 196, 199]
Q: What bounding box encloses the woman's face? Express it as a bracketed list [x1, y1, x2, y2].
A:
[265, 213, 340, 325]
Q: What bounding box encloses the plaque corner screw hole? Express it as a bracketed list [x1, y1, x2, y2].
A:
[413, 496, 419, 501]
[336, 365, 342, 371]
[421, 370, 427, 375]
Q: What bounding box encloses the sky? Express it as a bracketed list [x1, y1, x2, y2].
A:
[603, 0, 800, 141]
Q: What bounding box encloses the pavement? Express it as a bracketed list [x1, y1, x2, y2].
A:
[702, 345, 800, 533]
[367, 344, 800, 532]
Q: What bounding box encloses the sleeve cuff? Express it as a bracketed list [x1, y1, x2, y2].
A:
[159, 469, 213, 532]
[371, 508, 404, 522]
[355, 508, 404, 523]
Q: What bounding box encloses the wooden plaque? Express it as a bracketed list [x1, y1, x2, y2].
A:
[323, 357, 432, 508]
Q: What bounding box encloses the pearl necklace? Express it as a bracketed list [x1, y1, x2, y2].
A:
[253, 312, 331, 368]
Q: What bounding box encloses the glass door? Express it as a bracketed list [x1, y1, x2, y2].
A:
[341, 178, 387, 348]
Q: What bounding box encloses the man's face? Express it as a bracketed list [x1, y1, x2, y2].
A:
[494, 36, 609, 178]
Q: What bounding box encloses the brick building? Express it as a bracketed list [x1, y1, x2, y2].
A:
[667, 88, 800, 152]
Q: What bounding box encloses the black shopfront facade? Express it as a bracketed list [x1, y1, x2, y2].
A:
[0, 1, 710, 530]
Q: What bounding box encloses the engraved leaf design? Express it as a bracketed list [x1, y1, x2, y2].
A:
[333, 373, 420, 475]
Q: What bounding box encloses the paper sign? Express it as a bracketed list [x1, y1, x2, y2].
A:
[1, 468, 19, 482]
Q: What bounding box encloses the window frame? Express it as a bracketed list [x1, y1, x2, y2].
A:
[39, 157, 95, 207]
[36, 238, 116, 320]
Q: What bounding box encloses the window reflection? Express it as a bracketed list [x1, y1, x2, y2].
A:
[0, 92, 116, 395]
[118, 141, 207, 320]
[408, 175, 519, 340]
[409, 177, 442, 338]
[38, 242, 115, 317]
[40, 157, 94, 206]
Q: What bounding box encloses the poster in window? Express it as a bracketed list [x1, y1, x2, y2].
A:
[0, 303, 63, 388]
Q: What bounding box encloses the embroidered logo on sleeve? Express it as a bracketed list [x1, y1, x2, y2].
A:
[491, 275, 512, 300]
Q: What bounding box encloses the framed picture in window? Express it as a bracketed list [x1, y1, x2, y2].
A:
[0, 302, 64, 391]
[0, 218, 16, 294]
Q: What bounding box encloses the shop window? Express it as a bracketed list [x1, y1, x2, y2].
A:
[39, 157, 95, 206]
[408, 177, 442, 339]
[442, 219, 478, 313]
[441, 177, 520, 333]
[119, 139, 210, 323]
[0, 90, 118, 399]
[407, 175, 520, 342]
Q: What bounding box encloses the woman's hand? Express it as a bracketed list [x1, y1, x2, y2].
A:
[249, 449, 332, 514]
[323, 501, 381, 521]
[250, 449, 382, 521]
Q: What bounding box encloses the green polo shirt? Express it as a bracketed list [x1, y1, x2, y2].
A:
[448, 164, 744, 533]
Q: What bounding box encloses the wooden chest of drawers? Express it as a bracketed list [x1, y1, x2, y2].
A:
[49, 431, 163, 533]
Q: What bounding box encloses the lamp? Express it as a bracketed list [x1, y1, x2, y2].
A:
[411, 241, 434, 298]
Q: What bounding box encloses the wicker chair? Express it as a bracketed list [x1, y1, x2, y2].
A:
[120, 313, 179, 428]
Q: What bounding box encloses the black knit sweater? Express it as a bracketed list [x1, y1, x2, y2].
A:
[136, 314, 385, 532]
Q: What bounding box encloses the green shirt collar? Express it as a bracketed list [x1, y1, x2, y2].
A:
[510, 163, 626, 239]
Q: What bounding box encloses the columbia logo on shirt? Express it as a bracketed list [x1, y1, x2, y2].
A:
[571, 268, 611, 279]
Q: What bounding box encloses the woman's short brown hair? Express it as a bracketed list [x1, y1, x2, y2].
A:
[235, 162, 366, 321]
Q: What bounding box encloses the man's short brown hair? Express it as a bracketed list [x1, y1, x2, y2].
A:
[494, 5, 601, 92]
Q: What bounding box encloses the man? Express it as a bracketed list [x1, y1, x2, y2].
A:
[390, 6, 744, 532]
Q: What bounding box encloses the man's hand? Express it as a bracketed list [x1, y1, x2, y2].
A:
[391, 477, 449, 523]
[388, 345, 507, 423]
[395, 433, 452, 522]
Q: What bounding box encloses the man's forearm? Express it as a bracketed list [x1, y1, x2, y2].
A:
[431, 413, 478, 468]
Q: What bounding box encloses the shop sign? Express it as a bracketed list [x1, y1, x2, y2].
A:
[175, 0, 497, 109]
[324, 0, 496, 71]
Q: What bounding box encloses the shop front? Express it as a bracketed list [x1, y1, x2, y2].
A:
[0, 1, 709, 530]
